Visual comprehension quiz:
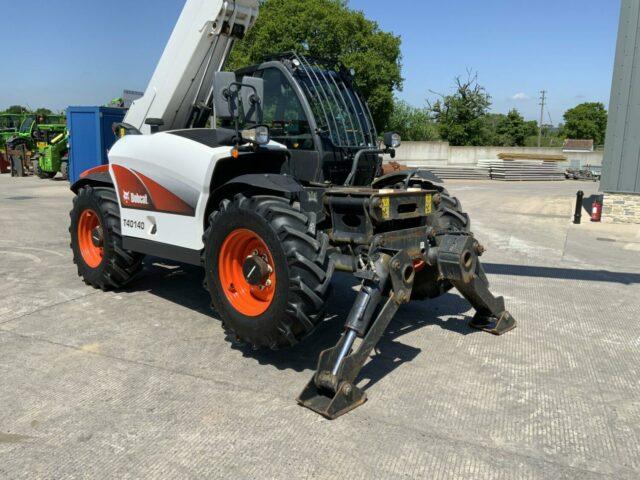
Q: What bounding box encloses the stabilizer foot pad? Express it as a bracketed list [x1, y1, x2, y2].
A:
[469, 310, 516, 335]
[298, 380, 366, 420]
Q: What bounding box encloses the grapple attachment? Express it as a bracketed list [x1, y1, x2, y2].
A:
[298, 231, 516, 419]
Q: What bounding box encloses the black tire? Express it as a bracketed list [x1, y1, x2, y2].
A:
[60, 161, 69, 181]
[203, 194, 334, 349]
[70, 185, 143, 290]
[10, 143, 27, 177]
[33, 159, 42, 177]
[412, 189, 471, 300]
[34, 160, 55, 179]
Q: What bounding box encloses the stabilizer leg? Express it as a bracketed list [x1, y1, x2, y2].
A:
[298, 251, 414, 419]
[437, 234, 516, 335]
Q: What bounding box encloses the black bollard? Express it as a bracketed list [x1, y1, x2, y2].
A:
[573, 190, 584, 224]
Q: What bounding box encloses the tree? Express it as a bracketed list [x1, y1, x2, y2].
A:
[429, 73, 492, 146]
[5, 105, 28, 114]
[524, 120, 539, 139]
[479, 110, 532, 146]
[35, 108, 53, 116]
[227, 0, 402, 131]
[563, 102, 607, 145]
[496, 109, 528, 146]
[481, 113, 507, 146]
[387, 99, 439, 141]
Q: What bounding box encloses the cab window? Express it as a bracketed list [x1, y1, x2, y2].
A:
[259, 68, 314, 150]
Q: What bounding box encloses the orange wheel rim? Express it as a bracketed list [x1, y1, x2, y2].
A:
[218, 228, 277, 317]
[77, 209, 103, 268]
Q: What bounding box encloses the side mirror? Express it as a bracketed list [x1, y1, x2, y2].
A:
[383, 132, 401, 149]
[240, 76, 264, 124]
[213, 71, 237, 119]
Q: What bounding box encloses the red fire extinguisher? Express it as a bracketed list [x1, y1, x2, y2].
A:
[591, 198, 602, 222]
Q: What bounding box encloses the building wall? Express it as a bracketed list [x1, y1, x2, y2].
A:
[602, 193, 640, 224]
[601, 0, 640, 194]
[394, 141, 603, 167]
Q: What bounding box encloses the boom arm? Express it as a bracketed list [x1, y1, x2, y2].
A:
[124, 0, 259, 134]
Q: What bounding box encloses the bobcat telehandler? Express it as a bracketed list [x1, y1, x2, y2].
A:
[69, 0, 515, 419]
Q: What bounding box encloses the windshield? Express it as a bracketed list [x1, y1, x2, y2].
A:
[260, 67, 314, 150]
[0, 115, 21, 129]
[45, 115, 65, 125]
[19, 116, 35, 133]
[287, 54, 377, 148]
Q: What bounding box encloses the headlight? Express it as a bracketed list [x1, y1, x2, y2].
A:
[241, 126, 270, 145]
[383, 132, 401, 149]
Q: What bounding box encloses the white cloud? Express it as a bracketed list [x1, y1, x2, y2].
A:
[511, 92, 531, 101]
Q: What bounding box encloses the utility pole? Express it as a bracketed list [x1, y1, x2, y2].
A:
[538, 90, 547, 147]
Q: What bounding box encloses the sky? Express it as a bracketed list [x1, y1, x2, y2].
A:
[0, 0, 621, 124]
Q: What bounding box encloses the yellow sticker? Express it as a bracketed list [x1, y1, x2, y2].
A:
[424, 194, 432, 214]
[37, 142, 47, 149]
[381, 196, 391, 219]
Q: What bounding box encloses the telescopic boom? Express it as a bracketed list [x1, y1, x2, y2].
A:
[124, 0, 259, 134]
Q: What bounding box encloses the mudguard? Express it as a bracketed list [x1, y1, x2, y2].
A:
[210, 173, 304, 205]
[70, 165, 113, 193]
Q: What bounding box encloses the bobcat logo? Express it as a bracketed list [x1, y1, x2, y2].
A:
[123, 190, 149, 206]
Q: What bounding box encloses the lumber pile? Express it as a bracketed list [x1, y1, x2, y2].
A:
[497, 152, 567, 162]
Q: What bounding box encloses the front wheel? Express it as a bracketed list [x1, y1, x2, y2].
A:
[69, 186, 143, 290]
[412, 190, 471, 300]
[34, 160, 56, 179]
[60, 161, 69, 180]
[203, 194, 334, 349]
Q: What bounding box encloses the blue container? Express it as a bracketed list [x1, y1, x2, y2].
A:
[67, 106, 126, 184]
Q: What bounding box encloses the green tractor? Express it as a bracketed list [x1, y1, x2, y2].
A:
[33, 130, 69, 179]
[0, 113, 26, 147]
[6, 114, 66, 177]
[0, 113, 24, 134]
[0, 114, 26, 173]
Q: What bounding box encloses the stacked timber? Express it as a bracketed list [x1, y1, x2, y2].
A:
[497, 152, 567, 162]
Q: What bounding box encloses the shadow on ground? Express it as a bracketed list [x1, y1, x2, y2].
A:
[483, 262, 640, 284]
[128, 258, 476, 391]
[126, 257, 640, 391]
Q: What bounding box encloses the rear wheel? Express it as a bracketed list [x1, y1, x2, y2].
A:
[34, 160, 56, 179]
[412, 189, 470, 300]
[70, 186, 143, 290]
[203, 194, 334, 349]
[60, 161, 69, 180]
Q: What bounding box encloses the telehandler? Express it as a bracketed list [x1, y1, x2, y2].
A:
[33, 130, 69, 180]
[69, 0, 515, 419]
[6, 114, 66, 177]
[0, 114, 25, 173]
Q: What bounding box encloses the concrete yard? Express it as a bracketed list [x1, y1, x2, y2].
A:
[1, 174, 639, 479]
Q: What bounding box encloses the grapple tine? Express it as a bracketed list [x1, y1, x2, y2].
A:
[298, 230, 516, 419]
[298, 250, 414, 419]
[435, 233, 517, 335]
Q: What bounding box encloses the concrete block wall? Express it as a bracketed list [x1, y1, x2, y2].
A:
[602, 193, 640, 224]
[394, 141, 604, 168]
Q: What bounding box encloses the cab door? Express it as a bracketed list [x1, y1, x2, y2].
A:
[254, 67, 322, 183]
